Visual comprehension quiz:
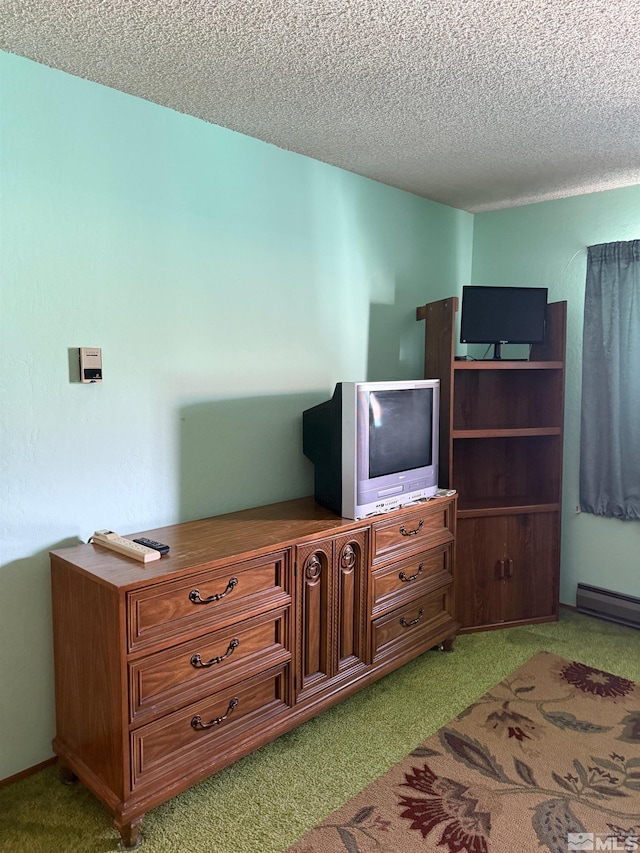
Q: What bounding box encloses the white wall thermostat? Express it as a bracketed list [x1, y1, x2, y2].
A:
[79, 347, 102, 383]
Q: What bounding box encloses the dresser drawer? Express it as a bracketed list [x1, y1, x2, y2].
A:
[371, 588, 454, 665]
[371, 544, 453, 619]
[128, 607, 291, 723]
[370, 500, 454, 565]
[127, 550, 291, 652]
[130, 664, 290, 791]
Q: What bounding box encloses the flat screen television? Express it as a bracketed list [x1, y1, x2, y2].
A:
[303, 379, 439, 519]
[460, 285, 548, 359]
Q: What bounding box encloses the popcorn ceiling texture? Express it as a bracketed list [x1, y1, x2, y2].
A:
[2, 0, 640, 212]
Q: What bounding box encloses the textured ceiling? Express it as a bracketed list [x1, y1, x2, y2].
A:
[2, 0, 640, 212]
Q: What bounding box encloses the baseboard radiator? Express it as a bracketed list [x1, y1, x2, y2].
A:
[576, 583, 640, 630]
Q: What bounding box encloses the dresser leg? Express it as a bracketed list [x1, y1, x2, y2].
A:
[440, 635, 455, 652]
[117, 817, 143, 850]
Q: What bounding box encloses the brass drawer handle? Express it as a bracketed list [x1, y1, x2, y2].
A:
[399, 563, 423, 582]
[189, 577, 238, 604]
[400, 608, 424, 628]
[191, 698, 238, 730]
[190, 638, 240, 668]
[399, 520, 424, 537]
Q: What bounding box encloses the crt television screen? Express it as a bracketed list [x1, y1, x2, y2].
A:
[367, 388, 433, 479]
[460, 285, 548, 344]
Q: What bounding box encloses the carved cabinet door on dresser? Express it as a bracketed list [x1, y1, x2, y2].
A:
[295, 528, 368, 703]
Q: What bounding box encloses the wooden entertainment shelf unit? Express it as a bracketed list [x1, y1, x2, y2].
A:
[417, 295, 566, 633]
[50, 494, 457, 848]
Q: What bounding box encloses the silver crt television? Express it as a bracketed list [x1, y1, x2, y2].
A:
[303, 379, 439, 519]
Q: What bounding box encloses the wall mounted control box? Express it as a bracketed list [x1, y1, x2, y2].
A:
[79, 347, 102, 383]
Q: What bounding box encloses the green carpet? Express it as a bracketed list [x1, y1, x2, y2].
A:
[1, 609, 639, 852]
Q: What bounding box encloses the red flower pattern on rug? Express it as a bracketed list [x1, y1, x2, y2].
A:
[560, 661, 635, 698]
[398, 763, 490, 852]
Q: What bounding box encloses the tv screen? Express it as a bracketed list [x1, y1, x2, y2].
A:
[303, 380, 439, 519]
[367, 389, 433, 479]
[460, 285, 547, 359]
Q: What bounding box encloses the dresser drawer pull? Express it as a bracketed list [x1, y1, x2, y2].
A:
[191, 697, 239, 730]
[399, 520, 424, 537]
[189, 577, 238, 604]
[398, 563, 423, 582]
[190, 638, 240, 669]
[400, 608, 424, 628]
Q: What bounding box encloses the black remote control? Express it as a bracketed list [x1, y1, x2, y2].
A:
[133, 537, 170, 555]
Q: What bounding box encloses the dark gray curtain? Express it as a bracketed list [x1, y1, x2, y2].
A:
[580, 239, 640, 520]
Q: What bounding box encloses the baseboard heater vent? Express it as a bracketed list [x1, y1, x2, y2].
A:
[576, 583, 640, 630]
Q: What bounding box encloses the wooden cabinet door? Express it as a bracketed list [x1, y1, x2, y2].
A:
[296, 539, 333, 699]
[295, 530, 368, 702]
[501, 513, 558, 623]
[456, 513, 559, 629]
[333, 531, 368, 676]
[454, 516, 506, 629]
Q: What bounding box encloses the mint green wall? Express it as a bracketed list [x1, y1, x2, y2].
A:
[471, 187, 640, 607]
[0, 50, 472, 778]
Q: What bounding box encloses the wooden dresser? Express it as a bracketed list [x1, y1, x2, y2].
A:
[50, 494, 457, 847]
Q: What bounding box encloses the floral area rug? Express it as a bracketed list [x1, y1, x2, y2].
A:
[285, 652, 640, 853]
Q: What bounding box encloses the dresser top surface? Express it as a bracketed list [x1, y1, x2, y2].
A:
[50, 495, 453, 589]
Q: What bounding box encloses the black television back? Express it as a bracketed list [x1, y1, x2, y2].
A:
[460, 285, 547, 360]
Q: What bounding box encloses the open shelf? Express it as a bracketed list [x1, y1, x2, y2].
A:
[453, 366, 565, 432]
[451, 434, 563, 509]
